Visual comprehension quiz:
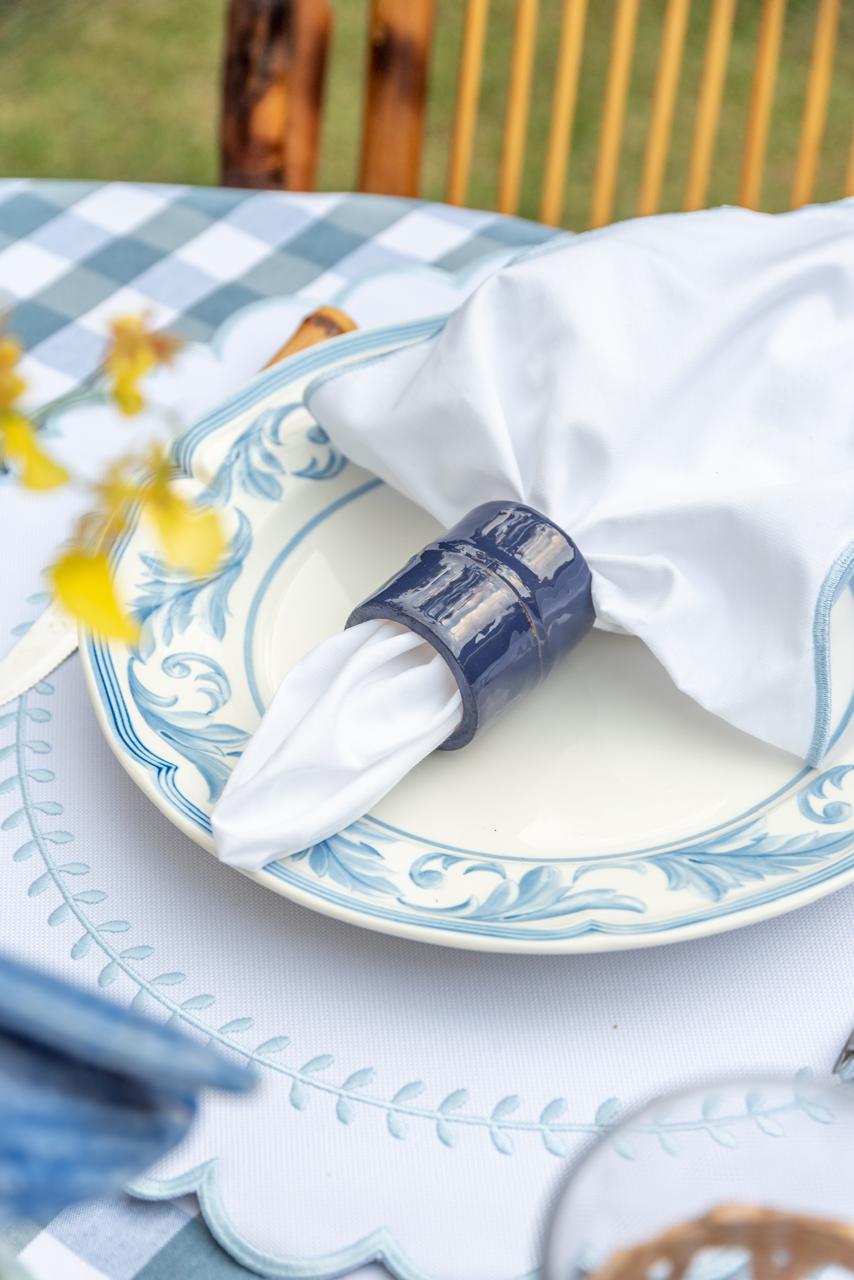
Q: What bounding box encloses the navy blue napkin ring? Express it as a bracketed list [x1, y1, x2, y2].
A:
[347, 500, 595, 749]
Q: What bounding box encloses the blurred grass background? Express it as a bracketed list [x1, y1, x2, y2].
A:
[0, 0, 852, 228]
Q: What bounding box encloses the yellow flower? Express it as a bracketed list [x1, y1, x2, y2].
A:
[146, 495, 225, 577]
[105, 314, 182, 417]
[48, 446, 224, 642]
[91, 456, 141, 533]
[0, 335, 26, 409]
[50, 549, 140, 643]
[0, 411, 69, 490]
[141, 448, 225, 576]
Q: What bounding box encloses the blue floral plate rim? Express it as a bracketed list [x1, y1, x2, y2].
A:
[79, 320, 854, 954]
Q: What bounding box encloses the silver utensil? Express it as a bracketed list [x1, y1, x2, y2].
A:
[834, 1030, 854, 1078]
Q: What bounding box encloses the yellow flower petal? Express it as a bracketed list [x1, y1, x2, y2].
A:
[112, 373, 146, 417]
[146, 494, 226, 577]
[0, 336, 21, 367]
[105, 313, 181, 417]
[0, 336, 26, 410]
[50, 550, 140, 643]
[1, 412, 69, 490]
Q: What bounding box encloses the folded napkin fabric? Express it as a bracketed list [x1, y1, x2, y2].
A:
[213, 202, 854, 870]
[215, 620, 461, 870]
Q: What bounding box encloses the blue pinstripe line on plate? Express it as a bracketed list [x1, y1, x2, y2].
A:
[243, 478, 383, 716]
[261, 839, 854, 942]
[174, 317, 446, 475]
[808, 549, 854, 765]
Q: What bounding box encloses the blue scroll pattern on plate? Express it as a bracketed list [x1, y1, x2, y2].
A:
[109, 394, 854, 936]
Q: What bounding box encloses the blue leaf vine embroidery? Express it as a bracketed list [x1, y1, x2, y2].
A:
[2, 684, 850, 1160]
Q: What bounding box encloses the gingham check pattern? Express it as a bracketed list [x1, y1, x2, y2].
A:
[0, 179, 555, 1280]
[2, 1194, 262, 1279]
[0, 180, 554, 406]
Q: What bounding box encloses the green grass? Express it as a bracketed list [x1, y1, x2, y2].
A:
[0, 0, 851, 228]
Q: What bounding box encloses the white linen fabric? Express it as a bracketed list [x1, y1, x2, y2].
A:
[213, 620, 461, 870]
[213, 203, 854, 871]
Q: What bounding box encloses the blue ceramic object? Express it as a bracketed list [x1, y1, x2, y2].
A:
[0, 953, 253, 1221]
[348, 501, 595, 748]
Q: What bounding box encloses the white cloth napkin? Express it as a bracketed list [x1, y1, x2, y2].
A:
[213, 203, 854, 870]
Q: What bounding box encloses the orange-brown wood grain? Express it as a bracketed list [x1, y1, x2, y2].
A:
[264, 307, 358, 366]
[790, 0, 840, 208]
[539, 0, 589, 226]
[358, 0, 436, 197]
[497, 0, 540, 215]
[445, 0, 491, 204]
[222, 1, 852, 226]
[637, 0, 691, 216]
[286, 0, 333, 191]
[221, 0, 332, 191]
[588, 0, 640, 228]
[739, 0, 788, 209]
[447, 0, 491, 206]
[683, 0, 736, 211]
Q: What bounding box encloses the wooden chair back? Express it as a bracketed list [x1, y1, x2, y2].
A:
[221, 0, 854, 228]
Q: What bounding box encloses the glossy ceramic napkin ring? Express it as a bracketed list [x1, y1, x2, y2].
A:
[347, 500, 595, 749]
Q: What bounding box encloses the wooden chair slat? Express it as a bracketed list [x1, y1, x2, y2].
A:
[739, 0, 788, 210]
[498, 0, 540, 215]
[637, 0, 691, 217]
[358, 0, 436, 197]
[683, 0, 737, 211]
[221, 0, 332, 191]
[588, 0, 640, 229]
[447, 0, 491, 206]
[221, 1, 853, 226]
[285, 0, 333, 192]
[539, 0, 589, 226]
[790, 0, 840, 208]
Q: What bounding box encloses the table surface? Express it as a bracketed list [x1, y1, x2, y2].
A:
[0, 178, 556, 1280]
[2, 179, 854, 1280]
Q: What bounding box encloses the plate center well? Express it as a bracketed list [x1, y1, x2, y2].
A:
[250, 480, 803, 860]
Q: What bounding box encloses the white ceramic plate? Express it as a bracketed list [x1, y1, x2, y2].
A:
[80, 321, 854, 953]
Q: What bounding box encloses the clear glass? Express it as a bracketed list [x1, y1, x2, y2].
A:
[544, 1077, 854, 1280]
